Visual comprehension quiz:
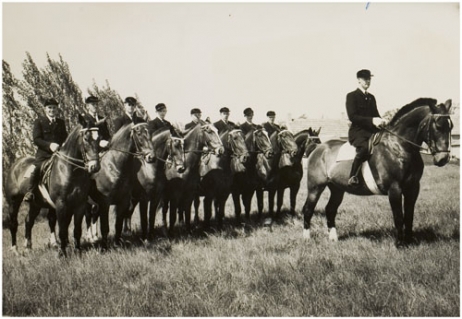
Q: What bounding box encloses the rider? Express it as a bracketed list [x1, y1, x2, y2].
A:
[148, 103, 174, 132]
[82, 95, 111, 148]
[185, 108, 203, 130]
[240, 107, 258, 136]
[113, 97, 146, 133]
[23, 98, 68, 202]
[346, 69, 386, 187]
[262, 111, 281, 137]
[213, 107, 238, 135]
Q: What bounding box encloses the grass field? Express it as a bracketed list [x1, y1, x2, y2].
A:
[2, 159, 460, 316]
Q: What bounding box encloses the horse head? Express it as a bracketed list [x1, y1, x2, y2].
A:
[201, 124, 225, 155]
[253, 128, 274, 158]
[167, 135, 186, 173]
[77, 114, 101, 173]
[424, 99, 453, 166]
[304, 127, 322, 157]
[131, 123, 155, 163]
[224, 129, 249, 173]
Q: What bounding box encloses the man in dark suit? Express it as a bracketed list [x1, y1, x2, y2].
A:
[148, 103, 173, 132]
[346, 69, 386, 187]
[113, 97, 146, 133]
[24, 98, 68, 201]
[213, 107, 237, 134]
[262, 111, 281, 137]
[185, 108, 203, 130]
[240, 107, 258, 136]
[82, 95, 111, 148]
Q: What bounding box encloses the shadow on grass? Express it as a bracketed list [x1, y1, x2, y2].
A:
[339, 226, 459, 246]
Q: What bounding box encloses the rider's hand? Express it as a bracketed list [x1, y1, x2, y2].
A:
[99, 140, 109, 148]
[372, 117, 386, 128]
[49, 143, 60, 152]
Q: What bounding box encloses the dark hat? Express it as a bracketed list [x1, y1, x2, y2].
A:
[356, 69, 373, 79]
[155, 103, 166, 112]
[190, 108, 202, 115]
[85, 96, 99, 104]
[44, 98, 59, 107]
[243, 108, 254, 116]
[266, 111, 276, 116]
[124, 97, 137, 105]
[219, 107, 230, 113]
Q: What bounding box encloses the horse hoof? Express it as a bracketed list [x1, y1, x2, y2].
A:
[263, 218, 272, 227]
[303, 229, 311, 239]
[122, 230, 133, 237]
[160, 227, 169, 238]
[10, 246, 20, 256]
[328, 228, 338, 242]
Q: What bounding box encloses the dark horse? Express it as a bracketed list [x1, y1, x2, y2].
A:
[193, 128, 249, 228]
[162, 123, 225, 235]
[86, 122, 155, 247]
[231, 128, 274, 222]
[5, 121, 101, 256]
[275, 127, 321, 216]
[123, 127, 186, 240]
[302, 98, 453, 247]
[258, 129, 298, 224]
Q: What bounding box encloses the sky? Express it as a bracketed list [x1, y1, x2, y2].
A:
[2, 2, 460, 125]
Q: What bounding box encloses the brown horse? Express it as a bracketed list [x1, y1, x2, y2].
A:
[231, 128, 274, 222]
[86, 122, 155, 247]
[5, 122, 101, 256]
[257, 129, 298, 224]
[162, 123, 225, 235]
[302, 98, 453, 247]
[274, 127, 321, 216]
[193, 128, 249, 228]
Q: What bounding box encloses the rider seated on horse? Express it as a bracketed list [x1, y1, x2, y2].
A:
[23, 98, 68, 202]
[82, 95, 111, 148]
[214, 107, 238, 135]
[346, 69, 386, 187]
[240, 108, 259, 136]
[262, 110, 281, 137]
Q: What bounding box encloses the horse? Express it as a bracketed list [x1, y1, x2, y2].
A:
[274, 127, 321, 217]
[5, 119, 101, 256]
[193, 128, 249, 228]
[302, 98, 453, 247]
[122, 127, 186, 241]
[231, 128, 274, 222]
[86, 121, 155, 247]
[162, 123, 225, 235]
[256, 129, 299, 224]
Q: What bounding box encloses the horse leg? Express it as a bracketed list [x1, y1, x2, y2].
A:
[388, 183, 405, 247]
[24, 203, 41, 250]
[169, 200, 178, 237]
[203, 197, 212, 229]
[325, 185, 345, 242]
[242, 190, 253, 221]
[8, 198, 21, 252]
[148, 197, 161, 238]
[256, 189, 264, 220]
[122, 199, 136, 237]
[114, 200, 130, 245]
[276, 187, 284, 217]
[57, 205, 72, 257]
[403, 183, 419, 244]
[73, 205, 86, 252]
[193, 196, 201, 224]
[139, 199, 148, 241]
[302, 183, 326, 239]
[98, 202, 110, 250]
[290, 183, 301, 217]
[264, 189, 276, 226]
[232, 191, 242, 223]
[47, 208, 58, 248]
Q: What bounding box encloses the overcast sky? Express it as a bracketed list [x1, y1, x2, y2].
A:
[2, 2, 460, 125]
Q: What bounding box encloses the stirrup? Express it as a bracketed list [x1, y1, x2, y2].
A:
[23, 192, 35, 202]
[348, 176, 359, 187]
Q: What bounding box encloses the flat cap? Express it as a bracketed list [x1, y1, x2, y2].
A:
[44, 98, 59, 107]
[190, 108, 202, 115]
[266, 111, 276, 116]
[243, 107, 254, 116]
[155, 103, 167, 111]
[356, 69, 373, 79]
[219, 107, 230, 113]
[124, 97, 137, 105]
[85, 96, 99, 104]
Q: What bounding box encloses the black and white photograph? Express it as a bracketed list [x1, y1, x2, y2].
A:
[2, 1, 460, 316]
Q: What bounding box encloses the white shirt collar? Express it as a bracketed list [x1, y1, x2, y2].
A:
[358, 87, 368, 95]
[157, 116, 164, 122]
[46, 114, 56, 123]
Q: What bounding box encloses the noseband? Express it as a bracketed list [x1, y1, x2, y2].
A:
[419, 113, 453, 155]
[253, 130, 272, 155]
[277, 130, 296, 155]
[165, 136, 185, 168]
[228, 129, 249, 161]
[55, 127, 100, 170]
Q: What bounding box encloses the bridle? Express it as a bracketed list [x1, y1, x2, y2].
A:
[383, 113, 453, 155]
[184, 125, 224, 155]
[252, 129, 273, 156]
[165, 136, 185, 168]
[227, 129, 249, 161]
[277, 130, 297, 156]
[103, 123, 153, 160]
[54, 127, 100, 171]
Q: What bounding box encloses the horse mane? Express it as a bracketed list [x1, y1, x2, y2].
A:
[388, 98, 437, 126]
[110, 123, 133, 145]
[60, 124, 84, 156]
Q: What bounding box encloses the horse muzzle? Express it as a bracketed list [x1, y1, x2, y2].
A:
[265, 151, 274, 158]
[144, 152, 155, 163]
[433, 152, 450, 167]
[87, 160, 100, 173]
[176, 164, 186, 173]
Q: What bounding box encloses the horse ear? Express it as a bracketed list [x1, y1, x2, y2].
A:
[444, 99, 452, 113]
[205, 117, 211, 124]
[317, 127, 322, 135]
[78, 114, 88, 127]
